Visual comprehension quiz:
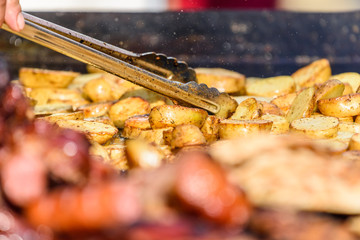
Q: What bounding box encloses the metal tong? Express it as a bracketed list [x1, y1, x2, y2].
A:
[1, 12, 237, 117]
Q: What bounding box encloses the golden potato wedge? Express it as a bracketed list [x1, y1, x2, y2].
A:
[270, 92, 297, 114]
[291, 58, 331, 88]
[318, 93, 360, 117]
[90, 142, 111, 162]
[19, 67, 79, 88]
[168, 124, 206, 149]
[28, 88, 88, 107]
[55, 120, 118, 144]
[230, 97, 262, 120]
[245, 76, 295, 97]
[40, 111, 84, 122]
[109, 97, 151, 128]
[84, 116, 114, 126]
[122, 115, 151, 139]
[219, 119, 272, 139]
[343, 82, 354, 95]
[259, 101, 284, 116]
[149, 105, 208, 129]
[332, 72, 360, 93]
[200, 115, 220, 143]
[338, 122, 360, 133]
[260, 114, 289, 134]
[77, 101, 113, 118]
[126, 139, 164, 169]
[67, 73, 103, 91]
[286, 87, 316, 123]
[82, 76, 126, 102]
[349, 133, 360, 151]
[339, 116, 354, 123]
[33, 103, 73, 116]
[290, 116, 339, 139]
[195, 68, 246, 94]
[120, 88, 170, 108]
[137, 128, 173, 145]
[232, 95, 272, 104]
[314, 79, 345, 105]
[103, 144, 128, 170]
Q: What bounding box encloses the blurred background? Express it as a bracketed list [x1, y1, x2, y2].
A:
[20, 0, 360, 12]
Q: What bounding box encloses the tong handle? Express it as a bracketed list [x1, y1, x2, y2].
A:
[22, 12, 196, 83]
[2, 12, 221, 114]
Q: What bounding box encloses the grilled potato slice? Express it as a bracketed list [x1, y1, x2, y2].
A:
[291, 58, 331, 88]
[286, 87, 316, 123]
[200, 115, 220, 143]
[232, 95, 272, 104]
[259, 101, 284, 116]
[343, 82, 354, 95]
[28, 88, 88, 107]
[103, 144, 128, 170]
[122, 115, 151, 139]
[270, 92, 297, 114]
[230, 97, 262, 120]
[318, 93, 360, 117]
[67, 73, 103, 91]
[120, 88, 170, 108]
[290, 116, 339, 139]
[82, 76, 126, 102]
[109, 97, 151, 128]
[245, 76, 295, 97]
[84, 116, 114, 126]
[55, 120, 118, 144]
[260, 114, 289, 134]
[332, 72, 360, 93]
[19, 68, 79, 88]
[338, 122, 360, 133]
[219, 119, 272, 139]
[314, 79, 345, 105]
[168, 124, 206, 149]
[33, 103, 73, 116]
[126, 139, 164, 169]
[149, 105, 208, 129]
[137, 128, 173, 145]
[40, 111, 84, 122]
[349, 133, 360, 151]
[195, 68, 246, 94]
[77, 102, 113, 118]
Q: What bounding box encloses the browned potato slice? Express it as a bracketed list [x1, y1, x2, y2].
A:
[195, 68, 246, 94]
[103, 144, 128, 170]
[55, 120, 118, 144]
[19, 68, 79, 88]
[200, 115, 220, 143]
[137, 128, 173, 145]
[122, 115, 151, 139]
[28, 88, 88, 107]
[89, 142, 111, 161]
[286, 87, 316, 123]
[84, 116, 114, 126]
[126, 140, 164, 169]
[318, 93, 360, 117]
[82, 76, 126, 102]
[77, 102, 113, 118]
[260, 114, 289, 134]
[230, 97, 262, 120]
[332, 72, 360, 93]
[109, 97, 151, 128]
[338, 122, 360, 133]
[219, 119, 272, 139]
[270, 92, 297, 114]
[33, 103, 73, 116]
[120, 88, 170, 108]
[343, 82, 354, 95]
[314, 79, 345, 105]
[291, 59, 331, 88]
[168, 124, 206, 149]
[339, 116, 354, 123]
[290, 116, 339, 139]
[67, 73, 103, 91]
[349, 133, 360, 151]
[40, 111, 84, 122]
[245, 76, 295, 97]
[233, 95, 272, 104]
[259, 101, 284, 116]
[149, 105, 208, 129]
